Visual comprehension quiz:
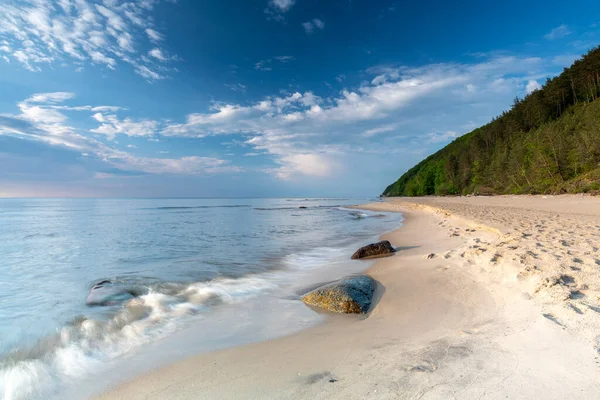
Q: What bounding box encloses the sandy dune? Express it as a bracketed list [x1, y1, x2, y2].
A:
[98, 195, 600, 399]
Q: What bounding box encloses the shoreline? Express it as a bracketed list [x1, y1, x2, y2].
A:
[98, 195, 600, 399]
[53, 206, 402, 400]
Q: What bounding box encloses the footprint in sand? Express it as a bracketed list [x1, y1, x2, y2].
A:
[406, 361, 437, 373]
[526, 250, 538, 259]
[542, 313, 564, 327]
[301, 372, 337, 385]
[567, 303, 584, 315]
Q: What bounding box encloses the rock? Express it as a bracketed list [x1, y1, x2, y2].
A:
[86, 280, 145, 306]
[351, 240, 395, 260]
[302, 275, 376, 314]
[299, 206, 308, 209]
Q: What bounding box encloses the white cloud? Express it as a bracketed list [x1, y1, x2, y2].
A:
[255, 55, 294, 71]
[275, 153, 335, 179]
[148, 48, 167, 61]
[26, 92, 76, 104]
[89, 51, 117, 69]
[155, 54, 565, 179]
[526, 79, 542, 94]
[145, 28, 163, 42]
[90, 114, 159, 139]
[1, 51, 573, 184]
[368, 66, 400, 85]
[363, 124, 397, 137]
[274, 55, 294, 62]
[0, 93, 239, 176]
[135, 64, 165, 80]
[269, 0, 295, 12]
[302, 18, 325, 34]
[106, 153, 242, 175]
[545, 24, 572, 40]
[427, 131, 458, 143]
[0, 0, 178, 80]
[255, 60, 272, 71]
[95, 5, 127, 32]
[265, 0, 296, 22]
[224, 83, 247, 92]
[313, 19, 325, 29]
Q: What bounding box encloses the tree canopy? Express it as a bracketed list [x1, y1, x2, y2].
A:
[383, 46, 600, 197]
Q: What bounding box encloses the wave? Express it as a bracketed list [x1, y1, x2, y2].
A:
[22, 233, 59, 240]
[285, 198, 350, 202]
[145, 205, 251, 210]
[0, 276, 275, 400]
[254, 205, 342, 211]
[336, 207, 387, 220]
[283, 246, 348, 269]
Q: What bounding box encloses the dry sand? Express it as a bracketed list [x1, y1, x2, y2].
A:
[98, 195, 600, 399]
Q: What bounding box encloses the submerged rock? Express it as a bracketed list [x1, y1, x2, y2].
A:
[302, 275, 376, 314]
[351, 240, 395, 259]
[86, 280, 144, 306]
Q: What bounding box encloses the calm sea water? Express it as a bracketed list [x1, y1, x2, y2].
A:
[0, 198, 402, 399]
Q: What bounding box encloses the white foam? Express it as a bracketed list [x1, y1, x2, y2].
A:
[0, 275, 277, 400]
[0, 360, 52, 400]
[283, 246, 348, 269]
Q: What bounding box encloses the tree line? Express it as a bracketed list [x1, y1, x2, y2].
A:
[383, 46, 600, 197]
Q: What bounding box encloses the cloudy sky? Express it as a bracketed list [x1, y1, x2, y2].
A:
[0, 0, 599, 197]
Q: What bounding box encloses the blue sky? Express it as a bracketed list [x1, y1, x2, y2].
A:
[0, 0, 599, 197]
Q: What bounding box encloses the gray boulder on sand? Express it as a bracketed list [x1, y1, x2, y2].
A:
[302, 275, 376, 314]
[351, 240, 395, 259]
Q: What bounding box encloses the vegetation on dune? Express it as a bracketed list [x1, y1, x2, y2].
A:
[382, 46, 600, 197]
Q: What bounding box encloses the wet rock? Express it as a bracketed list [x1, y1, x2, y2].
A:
[86, 280, 144, 306]
[351, 240, 395, 259]
[302, 275, 376, 314]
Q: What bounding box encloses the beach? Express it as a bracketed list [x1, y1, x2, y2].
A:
[98, 195, 600, 399]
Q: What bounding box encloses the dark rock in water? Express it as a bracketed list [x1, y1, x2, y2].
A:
[92, 279, 112, 289]
[351, 240, 395, 259]
[302, 275, 376, 314]
[86, 280, 144, 306]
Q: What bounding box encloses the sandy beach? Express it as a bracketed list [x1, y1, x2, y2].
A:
[98, 195, 600, 400]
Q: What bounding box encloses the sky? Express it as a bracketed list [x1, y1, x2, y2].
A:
[1, 0, 600, 197]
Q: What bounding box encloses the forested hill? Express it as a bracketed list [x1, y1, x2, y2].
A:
[382, 46, 600, 197]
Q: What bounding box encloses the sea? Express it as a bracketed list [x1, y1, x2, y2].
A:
[0, 198, 403, 400]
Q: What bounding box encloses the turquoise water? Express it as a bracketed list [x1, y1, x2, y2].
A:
[0, 198, 402, 399]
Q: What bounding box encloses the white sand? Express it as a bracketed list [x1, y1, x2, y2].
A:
[98, 195, 600, 399]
